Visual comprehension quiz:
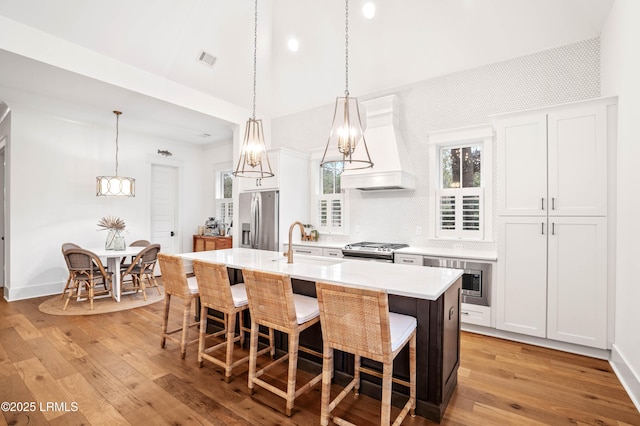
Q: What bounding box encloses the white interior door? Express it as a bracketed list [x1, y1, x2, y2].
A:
[151, 164, 178, 255]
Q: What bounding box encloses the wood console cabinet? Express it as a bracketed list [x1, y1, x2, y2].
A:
[192, 235, 232, 252]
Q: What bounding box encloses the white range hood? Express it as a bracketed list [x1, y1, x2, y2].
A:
[341, 95, 416, 191]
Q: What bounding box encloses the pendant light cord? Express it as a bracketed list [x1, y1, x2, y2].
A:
[344, 0, 349, 97]
[114, 110, 121, 176]
[252, 0, 258, 120]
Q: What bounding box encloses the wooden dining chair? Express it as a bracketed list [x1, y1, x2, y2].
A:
[157, 253, 200, 359]
[62, 248, 112, 310]
[315, 281, 417, 426]
[120, 244, 161, 300]
[192, 259, 274, 382]
[120, 239, 151, 268]
[61, 242, 81, 300]
[242, 268, 323, 417]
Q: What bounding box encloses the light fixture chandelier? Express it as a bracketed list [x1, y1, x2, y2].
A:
[320, 0, 373, 170]
[232, 0, 273, 179]
[96, 111, 135, 197]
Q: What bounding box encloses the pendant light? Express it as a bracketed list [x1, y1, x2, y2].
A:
[96, 111, 135, 197]
[320, 0, 373, 170]
[232, 0, 273, 179]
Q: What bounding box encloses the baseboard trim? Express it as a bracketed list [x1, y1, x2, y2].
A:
[461, 323, 610, 360]
[5, 281, 63, 301]
[610, 344, 640, 412]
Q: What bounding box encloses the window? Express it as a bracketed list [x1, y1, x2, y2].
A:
[216, 170, 233, 226]
[317, 162, 344, 234]
[437, 145, 483, 238]
[428, 125, 493, 241]
[220, 171, 233, 198]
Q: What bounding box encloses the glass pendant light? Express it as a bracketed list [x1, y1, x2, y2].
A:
[320, 0, 373, 170]
[232, 0, 273, 179]
[96, 111, 135, 197]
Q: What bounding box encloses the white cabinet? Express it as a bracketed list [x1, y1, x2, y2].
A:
[290, 245, 323, 256]
[496, 217, 550, 338]
[460, 304, 491, 327]
[394, 254, 422, 266]
[495, 97, 615, 349]
[497, 101, 608, 217]
[547, 217, 607, 348]
[323, 248, 343, 258]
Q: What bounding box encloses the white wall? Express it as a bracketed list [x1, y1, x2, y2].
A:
[273, 38, 601, 249]
[1, 95, 210, 300]
[600, 0, 640, 409]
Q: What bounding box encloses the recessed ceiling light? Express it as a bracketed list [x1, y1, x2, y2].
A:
[287, 37, 300, 52]
[362, 2, 376, 19]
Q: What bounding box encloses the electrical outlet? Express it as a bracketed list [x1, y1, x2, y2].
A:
[416, 226, 422, 236]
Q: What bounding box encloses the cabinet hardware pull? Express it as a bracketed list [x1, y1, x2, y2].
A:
[403, 259, 413, 263]
[541, 198, 545, 210]
[298, 250, 312, 254]
[541, 222, 544, 235]
[552, 198, 555, 210]
[552, 222, 555, 235]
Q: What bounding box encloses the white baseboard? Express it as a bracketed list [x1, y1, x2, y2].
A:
[462, 323, 610, 360]
[4, 281, 63, 301]
[610, 344, 640, 412]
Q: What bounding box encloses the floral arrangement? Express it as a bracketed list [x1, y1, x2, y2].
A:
[97, 215, 126, 232]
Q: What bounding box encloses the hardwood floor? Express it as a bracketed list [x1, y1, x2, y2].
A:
[1, 293, 638, 426]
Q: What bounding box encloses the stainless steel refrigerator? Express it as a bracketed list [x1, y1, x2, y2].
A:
[238, 190, 279, 251]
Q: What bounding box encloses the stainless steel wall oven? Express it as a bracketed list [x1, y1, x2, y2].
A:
[423, 257, 491, 307]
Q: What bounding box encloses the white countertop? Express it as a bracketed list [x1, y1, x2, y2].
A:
[396, 246, 498, 262]
[179, 248, 463, 301]
[284, 241, 497, 262]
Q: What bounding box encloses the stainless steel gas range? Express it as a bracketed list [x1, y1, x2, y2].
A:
[342, 242, 409, 263]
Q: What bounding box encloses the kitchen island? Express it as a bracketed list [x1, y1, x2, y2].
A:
[179, 248, 463, 422]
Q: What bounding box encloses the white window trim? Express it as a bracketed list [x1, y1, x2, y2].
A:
[427, 124, 493, 241]
[309, 150, 348, 235]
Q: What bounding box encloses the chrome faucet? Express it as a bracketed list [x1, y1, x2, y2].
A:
[284, 221, 306, 263]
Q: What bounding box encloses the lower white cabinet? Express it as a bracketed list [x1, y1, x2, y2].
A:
[286, 245, 323, 256]
[322, 248, 343, 258]
[394, 254, 423, 266]
[461, 303, 491, 327]
[497, 216, 607, 348]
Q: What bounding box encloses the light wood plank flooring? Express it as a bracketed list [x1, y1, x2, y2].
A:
[0, 294, 638, 425]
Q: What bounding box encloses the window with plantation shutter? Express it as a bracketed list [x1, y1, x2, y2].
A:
[435, 142, 484, 239]
[316, 161, 345, 234]
[428, 125, 493, 241]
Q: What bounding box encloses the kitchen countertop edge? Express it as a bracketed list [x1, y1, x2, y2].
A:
[179, 248, 463, 301]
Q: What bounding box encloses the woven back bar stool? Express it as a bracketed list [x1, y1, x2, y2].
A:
[157, 253, 200, 359]
[192, 259, 274, 382]
[315, 281, 417, 426]
[242, 268, 323, 417]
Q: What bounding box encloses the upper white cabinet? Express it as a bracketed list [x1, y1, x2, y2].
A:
[497, 100, 608, 217]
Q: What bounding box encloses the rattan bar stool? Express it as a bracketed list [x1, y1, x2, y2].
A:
[316, 281, 417, 426]
[157, 253, 201, 359]
[242, 268, 323, 417]
[192, 259, 274, 382]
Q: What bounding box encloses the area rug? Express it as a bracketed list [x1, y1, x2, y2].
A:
[38, 286, 165, 316]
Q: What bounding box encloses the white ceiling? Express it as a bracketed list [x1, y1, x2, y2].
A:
[0, 0, 615, 145]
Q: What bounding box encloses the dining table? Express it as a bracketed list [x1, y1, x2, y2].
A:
[88, 245, 144, 302]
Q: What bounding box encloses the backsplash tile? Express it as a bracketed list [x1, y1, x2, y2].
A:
[273, 38, 600, 251]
